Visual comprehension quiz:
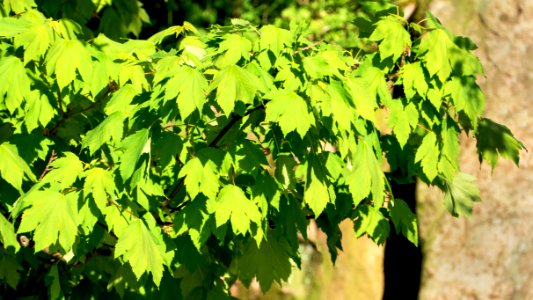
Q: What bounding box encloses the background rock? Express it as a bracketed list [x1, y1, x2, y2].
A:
[418, 0, 533, 299]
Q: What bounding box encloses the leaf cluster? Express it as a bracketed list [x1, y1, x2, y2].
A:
[0, 1, 524, 298]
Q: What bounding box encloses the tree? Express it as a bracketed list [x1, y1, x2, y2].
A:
[0, 1, 524, 298]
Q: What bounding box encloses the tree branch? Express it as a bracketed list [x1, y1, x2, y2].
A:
[48, 85, 114, 136]
[38, 149, 56, 180]
[162, 104, 265, 212]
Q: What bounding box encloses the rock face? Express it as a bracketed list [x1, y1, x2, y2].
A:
[418, 1, 533, 299]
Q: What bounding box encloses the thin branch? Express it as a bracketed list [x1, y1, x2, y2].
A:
[57, 88, 65, 117]
[39, 150, 56, 180]
[48, 85, 112, 136]
[162, 104, 265, 212]
[294, 40, 324, 54]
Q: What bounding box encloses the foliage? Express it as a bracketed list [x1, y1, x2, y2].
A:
[0, 0, 524, 298]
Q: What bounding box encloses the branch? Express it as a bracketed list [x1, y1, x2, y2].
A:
[294, 40, 324, 54]
[57, 87, 65, 117]
[48, 84, 114, 136]
[162, 104, 265, 211]
[38, 149, 56, 180]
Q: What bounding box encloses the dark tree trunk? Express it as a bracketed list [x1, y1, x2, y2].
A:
[383, 181, 422, 300]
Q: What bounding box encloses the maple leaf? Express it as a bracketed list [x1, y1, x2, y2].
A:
[259, 25, 291, 56]
[418, 28, 455, 82]
[115, 219, 166, 286]
[415, 132, 439, 182]
[18, 191, 78, 251]
[119, 129, 151, 181]
[444, 172, 481, 217]
[82, 112, 125, 155]
[0, 142, 36, 192]
[265, 90, 314, 137]
[388, 101, 419, 148]
[83, 167, 116, 210]
[0, 56, 31, 113]
[389, 199, 418, 246]
[214, 185, 262, 235]
[210, 65, 258, 115]
[369, 16, 411, 62]
[475, 118, 525, 171]
[164, 66, 208, 119]
[45, 39, 93, 89]
[178, 157, 220, 200]
[236, 233, 292, 292]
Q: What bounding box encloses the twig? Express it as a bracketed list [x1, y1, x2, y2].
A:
[294, 40, 324, 54]
[48, 85, 113, 136]
[57, 88, 65, 117]
[162, 104, 265, 211]
[39, 150, 56, 180]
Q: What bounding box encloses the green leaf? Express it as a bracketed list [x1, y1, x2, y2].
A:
[369, 16, 411, 62]
[325, 81, 356, 133]
[148, 25, 184, 44]
[0, 17, 30, 38]
[414, 132, 439, 182]
[118, 63, 150, 93]
[418, 28, 454, 82]
[265, 90, 314, 137]
[0, 56, 31, 113]
[259, 25, 291, 56]
[438, 118, 460, 179]
[303, 55, 337, 79]
[426, 86, 443, 110]
[42, 152, 84, 189]
[45, 39, 93, 89]
[389, 199, 418, 246]
[476, 118, 525, 170]
[46, 264, 63, 300]
[402, 62, 428, 99]
[82, 112, 125, 155]
[237, 233, 292, 292]
[13, 14, 54, 63]
[235, 140, 268, 172]
[345, 77, 377, 123]
[2, 0, 36, 14]
[18, 190, 78, 251]
[0, 142, 36, 191]
[217, 34, 252, 67]
[210, 65, 258, 115]
[0, 213, 20, 252]
[119, 129, 151, 181]
[164, 66, 208, 119]
[115, 219, 166, 286]
[24, 90, 55, 132]
[304, 169, 330, 217]
[104, 84, 139, 116]
[345, 142, 384, 208]
[444, 172, 481, 217]
[444, 76, 485, 129]
[214, 185, 261, 235]
[179, 157, 220, 200]
[0, 253, 21, 289]
[388, 101, 418, 148]
[353, 65, 391, 105]
[449, 38, 484, 76]
[83, 167, 116, 211]
[354, 205, 390, 245]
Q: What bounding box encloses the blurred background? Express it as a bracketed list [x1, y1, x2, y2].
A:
[37, 0, 532, 298]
